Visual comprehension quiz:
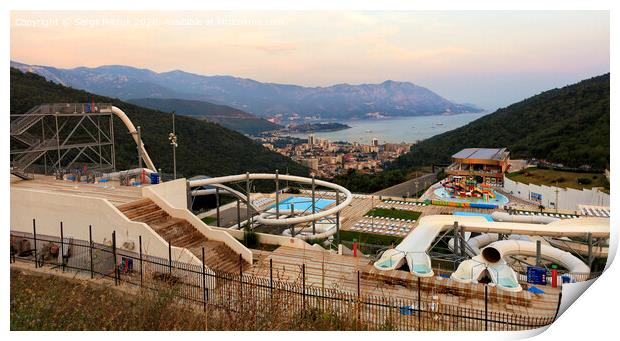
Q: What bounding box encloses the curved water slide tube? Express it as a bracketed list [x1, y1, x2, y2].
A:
[373, 215, 608, 290]
[281, 221, 338, 240]
[190, 184, 262, 214]
[447, 232, 533, 256]
[101, 167, 155, 181]
[189, 173, 353, 226]
[491, 211, 559, 224]
[451, 239, 590, 292]
[109, 106, 157, 172]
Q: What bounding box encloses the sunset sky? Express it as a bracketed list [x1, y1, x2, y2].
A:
[11, 11, 609, 110]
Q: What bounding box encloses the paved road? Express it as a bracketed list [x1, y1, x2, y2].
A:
[373, 172, 437, 197]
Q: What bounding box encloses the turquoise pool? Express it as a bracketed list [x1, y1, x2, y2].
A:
[453, 211, 494, 222]
[434, 187, 509, 205]
[270, 196, 335, 213]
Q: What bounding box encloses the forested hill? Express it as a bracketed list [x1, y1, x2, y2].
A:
[392, 74, 610, 170]
[127, 98, 280, 136]
[10, 68, 308, 177]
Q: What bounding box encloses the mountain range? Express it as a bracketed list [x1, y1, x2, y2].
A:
[10, 68, 308, 178]
[392, 73, 610, 170]
[11, 61, 482, 119]
[127, 98, 280, 136]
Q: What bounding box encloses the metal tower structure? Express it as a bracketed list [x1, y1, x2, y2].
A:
[10, 103, 116, 179]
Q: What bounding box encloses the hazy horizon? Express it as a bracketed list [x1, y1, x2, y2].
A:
[11, 11, 609, 111]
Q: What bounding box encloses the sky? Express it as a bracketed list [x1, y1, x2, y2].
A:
[10, 11, 610, 111]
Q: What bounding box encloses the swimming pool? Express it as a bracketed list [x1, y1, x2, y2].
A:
[434, 187, 509, 206]
[270, 196, 335, 213]
[453, 211, 494, 222]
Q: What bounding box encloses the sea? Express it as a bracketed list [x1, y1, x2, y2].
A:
[288, 112, 488, 144]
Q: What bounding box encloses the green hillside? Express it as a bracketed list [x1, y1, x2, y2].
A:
[393, 74, 610, 170]
[127, 98, 280, 136]
[10, 68, 308, 178]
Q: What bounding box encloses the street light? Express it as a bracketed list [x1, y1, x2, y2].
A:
[168, 111, 178, 179]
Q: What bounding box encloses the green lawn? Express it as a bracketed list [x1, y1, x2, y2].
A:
[507, 167, 609, 191]
[339, 230, 403, 246]
[201, 216, 217, 225]
[365, 208, 421, 221]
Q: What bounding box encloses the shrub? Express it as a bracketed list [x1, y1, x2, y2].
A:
[244, 230, 260, 248]
[577, 177, 592, 185]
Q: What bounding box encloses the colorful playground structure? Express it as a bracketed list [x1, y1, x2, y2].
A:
[442, 178, 496, 201]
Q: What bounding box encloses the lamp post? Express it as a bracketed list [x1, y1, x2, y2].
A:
[168, 111, 178, 180]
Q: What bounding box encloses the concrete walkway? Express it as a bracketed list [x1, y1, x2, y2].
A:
[373, 172, 437, 197]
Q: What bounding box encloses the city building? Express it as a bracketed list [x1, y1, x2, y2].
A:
[446, 147, 510, 186]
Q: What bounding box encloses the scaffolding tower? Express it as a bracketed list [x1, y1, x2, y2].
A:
[10, 103, 116, 179]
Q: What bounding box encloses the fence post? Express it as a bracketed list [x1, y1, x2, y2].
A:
[168, 240, 172, 276]
[89, 225, 94, 279]
[139, 235, 143, 287]
[202, 247, 207, 312]
[112, 231, 118, 286]
[60, 221, 65, 272]
[357, 270, 361, 330]
[269, 258, 273, 296]
[553, 292, 563, 321]
[484, 285, 488, 331]
[302, 264, 306, 315]
[417, 277, 421, 330]
[239, 254, 243, 303]
[33, 219, 38, 268]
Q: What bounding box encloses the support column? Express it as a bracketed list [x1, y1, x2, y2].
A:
[137, 126, 143, 169]
[460, 225, 466, 257]
[236, 199, 241, 229]
[587, 232, 594, 268]
[215, 187, 221, 227]
[312, 174, 316, 235]
[536, 240, 542, 267]
[336, 190, 340, 245]
[275, 169, 280, 219]
[453, 221, 459, 255]
[246, 172, 251, 230]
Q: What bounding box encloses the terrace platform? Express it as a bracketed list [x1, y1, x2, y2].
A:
[10, 174, 143, 206]
[245, 245, 561, 318]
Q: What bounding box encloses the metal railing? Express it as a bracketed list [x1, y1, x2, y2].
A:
[10, 225, 560, 331]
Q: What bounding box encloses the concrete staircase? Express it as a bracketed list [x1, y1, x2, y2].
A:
[117, 198, 248, 273]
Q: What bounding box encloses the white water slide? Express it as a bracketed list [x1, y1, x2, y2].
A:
[108, 106, 157, 172]
[189, 173, 353, 226]
[373, 215, 608, 292]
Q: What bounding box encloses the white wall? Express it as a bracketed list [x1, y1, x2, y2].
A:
[10, 187, 200, 265]
[211, 226, 311, 249]
[503, 176, 610, 211]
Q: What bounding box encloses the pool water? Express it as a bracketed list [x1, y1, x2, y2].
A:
[434, 187, 509, 205]
[377, 259, 396, 268]
[453, 211, 494, 222]
[270, 196, 335, 213]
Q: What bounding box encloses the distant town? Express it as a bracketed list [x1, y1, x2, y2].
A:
[257, 133, 413, 178]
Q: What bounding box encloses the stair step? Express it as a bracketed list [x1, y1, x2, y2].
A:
[117, 198, 153, 212]
[119, 198, 250, 273]
[123, 204, 162, 219]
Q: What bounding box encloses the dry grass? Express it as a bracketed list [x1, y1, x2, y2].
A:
[10, 268, 371, 331]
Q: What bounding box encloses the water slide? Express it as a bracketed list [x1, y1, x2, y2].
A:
[281, 221, 338, 240]
[373, 215, 608, 291]
[189, 173, 352, 226]
[491, 211, 559, 224]
[109, 106, 157, 172]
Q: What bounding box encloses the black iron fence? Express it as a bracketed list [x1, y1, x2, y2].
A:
[10, 225, 559, 331]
